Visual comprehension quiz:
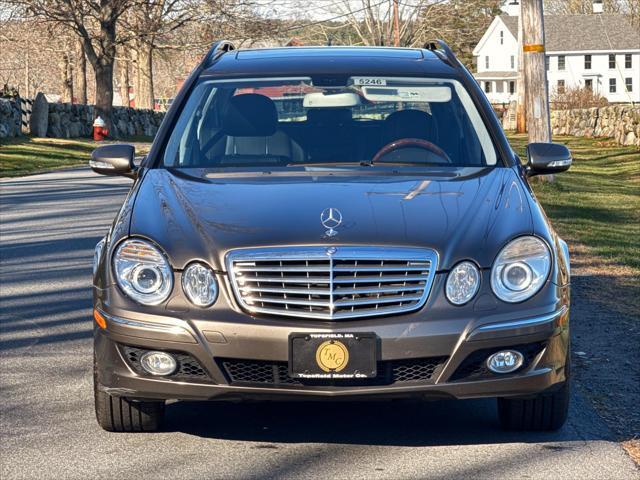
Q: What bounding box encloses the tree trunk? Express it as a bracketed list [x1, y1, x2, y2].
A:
[94, 63, 114, 131]
[118, 51, 130, 107]
[135, 41, 154, 110]
[76, 39, 87, 104]
[59, 51, 74, 103]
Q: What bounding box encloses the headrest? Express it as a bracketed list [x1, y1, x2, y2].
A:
[306, 108, 352, 126]
[222, 94, 278, 137]
[384, 109, 434, 141]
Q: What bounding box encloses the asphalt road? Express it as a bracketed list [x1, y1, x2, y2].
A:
[0, 168, 638, 480]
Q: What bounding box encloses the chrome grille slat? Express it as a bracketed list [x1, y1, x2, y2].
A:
[334, 294, 423, 307]
[240, 286, 331, 295]
[238, 276, 331, 283]
[227, 246, 438, 320]
[236, 265, 331, 273]
[333, 265, 429, 272]
[332, 275, 429, 283]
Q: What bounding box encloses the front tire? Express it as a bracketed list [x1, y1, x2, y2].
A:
[94, 354, 164, 432]
[497, 358, 570, 431]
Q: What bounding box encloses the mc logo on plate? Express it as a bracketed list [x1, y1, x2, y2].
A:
[315, 340, 349, 372]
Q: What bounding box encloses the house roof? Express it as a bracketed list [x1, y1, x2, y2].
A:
[499, 14, 640, 52]
[473, 71, 518, 79]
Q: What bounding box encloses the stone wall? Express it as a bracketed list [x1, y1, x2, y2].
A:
[46, 102, 164, 139]
[550, 105, 640, 147]
[0, 98, 22, 139]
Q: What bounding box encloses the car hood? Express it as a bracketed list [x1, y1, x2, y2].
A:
[130, 167, 533, 271]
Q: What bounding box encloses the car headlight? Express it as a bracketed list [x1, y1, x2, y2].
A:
[491, 236, 551, 303]
[182, 262, 218, 307]
[113, 238, 173, 305]
[93, 236, 106, 276]
[446, 261, 481, 305]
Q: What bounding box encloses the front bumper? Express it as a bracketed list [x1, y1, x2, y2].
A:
[94, 303, 570, 402]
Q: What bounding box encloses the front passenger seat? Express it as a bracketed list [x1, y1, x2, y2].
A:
[218, 94, 304, 164]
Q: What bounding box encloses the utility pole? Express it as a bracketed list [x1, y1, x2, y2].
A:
[516, 6, 526, 133]
[521, 0, 551, 144]
[392, 0, 400, 47]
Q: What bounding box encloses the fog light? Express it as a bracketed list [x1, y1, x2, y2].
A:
[486, 350, 524, 374]
[139, 351, 177, 376]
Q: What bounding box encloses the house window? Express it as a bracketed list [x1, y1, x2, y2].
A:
[509, 81, 516, 94]
[625, 54, 632, 68]
[585, 79, 593, 90]
[500, 31, 504, 45]
[609, 78, 616, 93]
[557, 80, 565, 94]
[484, 82, 492, 93]
[609, 54, 616, 69]
[485, 56, 490, 69]
[558, 55, 565, 70]
[625, 77, 633, 92]
[510, 55, 515, 69]
[585, 55, 592, 69]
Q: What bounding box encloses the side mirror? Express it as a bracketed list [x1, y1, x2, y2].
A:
[90, 144, 137, 179]
[526, 142, 572, 177]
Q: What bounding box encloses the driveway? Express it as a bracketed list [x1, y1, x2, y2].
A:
[0, 168, 638, 479]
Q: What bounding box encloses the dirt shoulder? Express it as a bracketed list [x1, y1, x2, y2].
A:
[569, 243, 640, 462]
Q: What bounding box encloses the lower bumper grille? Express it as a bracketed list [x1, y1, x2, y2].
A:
[218, 356, 448, 387]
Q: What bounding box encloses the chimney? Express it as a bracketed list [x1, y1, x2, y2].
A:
[593, 0, 603, 13]
[503, 0, 520, 16]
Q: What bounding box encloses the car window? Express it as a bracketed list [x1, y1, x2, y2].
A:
[163, 76, 497, 168]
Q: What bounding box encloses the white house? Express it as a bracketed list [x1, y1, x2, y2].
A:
[472, 4, 640, 105]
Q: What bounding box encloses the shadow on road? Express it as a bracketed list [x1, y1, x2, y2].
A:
[163, 395, 596, 447]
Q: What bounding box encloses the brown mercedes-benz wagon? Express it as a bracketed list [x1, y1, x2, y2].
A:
[90, 41, 572, 432]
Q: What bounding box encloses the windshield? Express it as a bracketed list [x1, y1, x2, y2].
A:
[163, 76, 497, 168]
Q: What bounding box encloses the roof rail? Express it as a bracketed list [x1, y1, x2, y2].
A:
[425, 40, 459, 69]
[201, 40, 236, 69]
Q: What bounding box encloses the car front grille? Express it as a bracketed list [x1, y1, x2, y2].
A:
[226, 246, 438, 320]
[218, 356, 448, 387]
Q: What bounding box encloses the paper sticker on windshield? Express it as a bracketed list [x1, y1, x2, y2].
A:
[352, 77, 387, 86]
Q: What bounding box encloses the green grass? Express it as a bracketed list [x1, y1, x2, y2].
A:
[0, 136, 152, 177]
[508, 134, 640, 274]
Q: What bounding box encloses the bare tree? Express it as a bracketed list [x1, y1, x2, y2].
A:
[12, 0, 135, 127]
[293, 0, 430, 47]
[75, 38, 88, 103]
[118, 0, 195, 110]
[416, 0, 502, 68]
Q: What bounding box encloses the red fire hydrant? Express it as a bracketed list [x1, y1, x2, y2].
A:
[93, 116, 108, 141]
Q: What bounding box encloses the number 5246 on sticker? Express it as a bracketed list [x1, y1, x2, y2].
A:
[352, 77, 387, 86]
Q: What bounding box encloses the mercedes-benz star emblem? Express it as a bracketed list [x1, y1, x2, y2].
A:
[320, 207, 342, 237]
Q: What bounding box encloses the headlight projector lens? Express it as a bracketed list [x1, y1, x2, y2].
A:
[139, 351, 177, 376]
[491, 236, 551, 303]
[486, 350, 524, 374]
[113, 238, 173, 305]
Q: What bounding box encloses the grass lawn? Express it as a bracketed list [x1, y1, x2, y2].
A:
[0, 136, 152, 178]
[508, 134, 640, 276]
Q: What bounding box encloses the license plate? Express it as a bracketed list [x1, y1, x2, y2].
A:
[289, 332, 377, 379]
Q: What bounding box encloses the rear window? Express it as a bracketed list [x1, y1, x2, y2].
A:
[163, 76, 497, 168]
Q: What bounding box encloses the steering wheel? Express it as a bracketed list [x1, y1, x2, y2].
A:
[371, 138, 451, 164]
